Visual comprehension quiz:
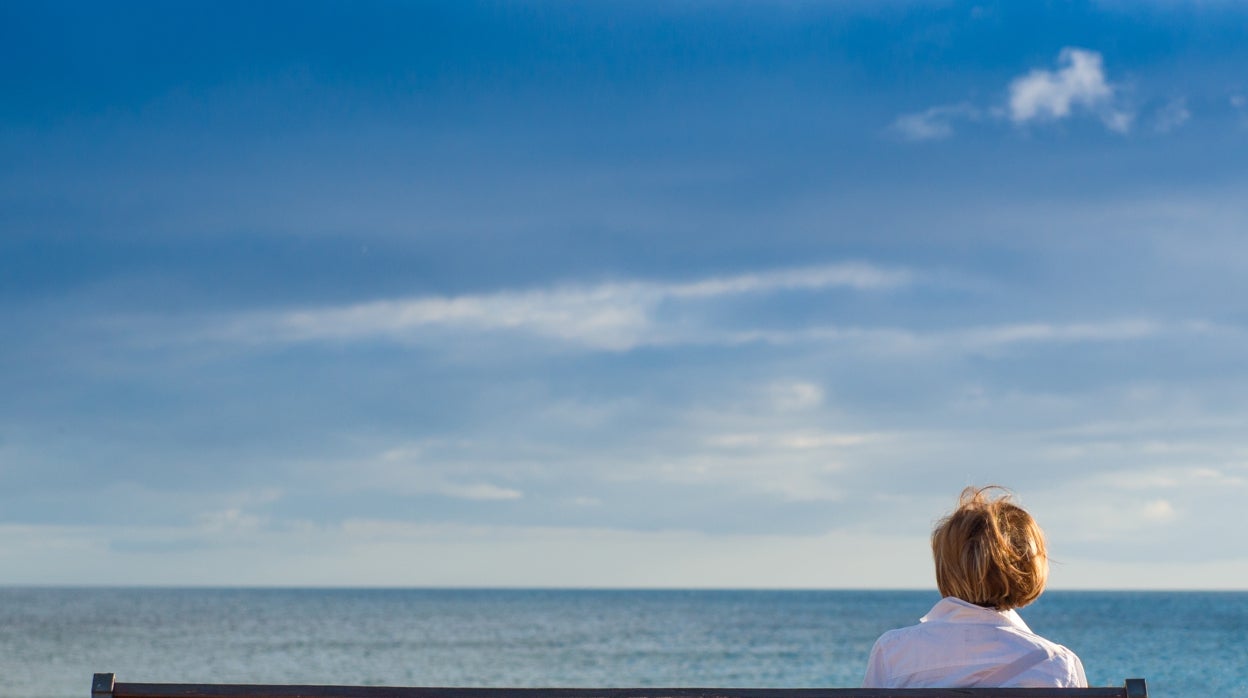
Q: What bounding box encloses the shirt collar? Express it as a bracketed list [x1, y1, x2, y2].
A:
[920, 596, 1033, 633]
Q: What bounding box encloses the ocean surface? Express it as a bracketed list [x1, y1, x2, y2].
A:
[1, 588, 1243, 698]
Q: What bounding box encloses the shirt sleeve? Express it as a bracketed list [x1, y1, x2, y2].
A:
[862, 635, 890, 688]
[1067, 651, 1088, 688]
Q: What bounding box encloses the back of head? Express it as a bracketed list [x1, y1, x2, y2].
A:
[931, 486, 1049, 610]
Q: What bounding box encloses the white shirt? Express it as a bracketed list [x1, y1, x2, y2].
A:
[862, 597, 1087, 688]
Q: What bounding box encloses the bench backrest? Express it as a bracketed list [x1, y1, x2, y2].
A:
[91, 674, 1148, 698]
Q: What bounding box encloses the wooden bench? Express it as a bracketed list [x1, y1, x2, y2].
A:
[91, 674, 1148, 698]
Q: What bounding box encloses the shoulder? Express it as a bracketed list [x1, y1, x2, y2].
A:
[870, 623, 924, 653]
[863, 624, 925, 688]
[1051, 643, 1086, 673]
[1018, 626, 1084, 665]
[1033, 640, 1088, 687]
[1023, 627, 1082, 665]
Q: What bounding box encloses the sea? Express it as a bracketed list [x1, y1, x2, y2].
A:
[1, 588, 1243, 698]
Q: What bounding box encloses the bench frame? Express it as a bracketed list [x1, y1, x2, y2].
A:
[91, 674, 1148, 698]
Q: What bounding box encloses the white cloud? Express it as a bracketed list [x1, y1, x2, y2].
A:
[1049, 493, 1182, 541]
[166, 261, 1195, 360]
[1081, 464, 1248, 491]
[436, 483, 524, 501]
[208, 262, 912, 351]
[1142, 498, 1178, 523]
[890, 103, 980, 142]
[704, 430, 872, 451]
[1153, 97, 1191, 133]
[955, 319, 1159, 348]
[625, 399, 886, 501]
[1007, 47, 1132, 132]
[696, 319, 1164, 355]
[766, 381, 824, 411]
[196, 508, 267, 535]
[310, 444, 527, 501]
[891, 48, 1144, 140]
[665, 263, 907, 297]
[274, 285, 652, 350]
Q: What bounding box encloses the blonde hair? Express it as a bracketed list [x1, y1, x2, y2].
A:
[931, 486, 1048, 610]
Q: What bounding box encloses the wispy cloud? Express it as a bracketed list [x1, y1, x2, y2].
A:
[765, 381, 825, 412]
[1152, 97, 1191, 133]
[1087, 465, 1248, 491]
[316, 444, 527, 501]
[890, 103, 980, 142]
[953, 319, 1159, 347]
[208, 263, 912, 351]
[663, 264, 906, 297]
[189, 261, 1189, 358]
[695, 319, 1165, 354]
[1007, 47, 1132, 132]
[1230, 94, 1247, 125]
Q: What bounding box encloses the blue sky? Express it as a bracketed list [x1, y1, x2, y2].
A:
[3, 0, 1248, 588]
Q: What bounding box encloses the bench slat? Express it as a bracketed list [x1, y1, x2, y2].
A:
[96, 675, 1146, 698]
[113, 690, 1134, 698]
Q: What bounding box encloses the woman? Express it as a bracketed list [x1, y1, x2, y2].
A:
[862, 486, 1086, 688]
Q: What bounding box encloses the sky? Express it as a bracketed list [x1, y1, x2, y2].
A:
[3, 0, 1248, 589]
